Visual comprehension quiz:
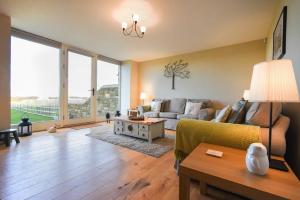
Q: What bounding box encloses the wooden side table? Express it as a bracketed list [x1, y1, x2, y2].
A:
[0, 129, 20, 147]
[179, 143, 300, 200]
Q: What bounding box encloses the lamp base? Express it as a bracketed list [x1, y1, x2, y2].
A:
[270, 158, 289, 171]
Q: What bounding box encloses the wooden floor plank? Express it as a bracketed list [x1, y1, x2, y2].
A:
[0, 124, 210, 200]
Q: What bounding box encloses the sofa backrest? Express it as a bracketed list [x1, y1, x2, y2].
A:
[187, 99, 213, 108]
[165, 98, 187, 114]
[152, 98, 213, 113]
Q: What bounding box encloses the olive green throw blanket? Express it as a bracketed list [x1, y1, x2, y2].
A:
[175, 119, 261, 161]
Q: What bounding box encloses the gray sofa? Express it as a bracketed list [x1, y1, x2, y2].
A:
[137, 98, 215, 130]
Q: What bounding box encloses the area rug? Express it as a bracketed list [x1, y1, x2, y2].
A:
[86, 125, 175, 158]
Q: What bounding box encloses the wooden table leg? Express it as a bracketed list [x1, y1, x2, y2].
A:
[4, 133, 10, 147]
[200, 181, 207, 195]
[179, 172, 190, 200]
[13, 131, 20, 143]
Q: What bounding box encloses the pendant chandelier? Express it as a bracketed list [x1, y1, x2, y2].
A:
[121, 14, 146, 38]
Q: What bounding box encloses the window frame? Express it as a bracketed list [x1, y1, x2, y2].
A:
[10, 28, 121, 131]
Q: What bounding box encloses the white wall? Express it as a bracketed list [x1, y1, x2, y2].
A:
[138, 40, 266, 108]
[0, 13, 10, 129]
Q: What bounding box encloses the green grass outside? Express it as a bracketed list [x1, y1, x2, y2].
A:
[11, 109, 54, 125]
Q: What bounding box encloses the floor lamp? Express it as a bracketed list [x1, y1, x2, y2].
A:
[248, 59, 299, 171]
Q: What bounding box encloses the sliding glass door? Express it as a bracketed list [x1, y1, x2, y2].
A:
[11, 29, 121, 129]
[96, 60, 120, 120]
[67, 51, 93, 122]
[10, 36, 60, 125]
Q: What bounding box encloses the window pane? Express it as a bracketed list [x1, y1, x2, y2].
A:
[68, 52, 92, 119]
[11, 36, 60, 125]
[96, 60, 120, 118]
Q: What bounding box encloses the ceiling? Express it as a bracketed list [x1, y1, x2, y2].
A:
[0, 0, 278, 62]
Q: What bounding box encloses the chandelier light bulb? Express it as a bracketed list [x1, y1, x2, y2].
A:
[121, 14, 146, 38]
[132, 14, 139, 22]
[140, 26, 146, 33]
[121, 22, 127, 29]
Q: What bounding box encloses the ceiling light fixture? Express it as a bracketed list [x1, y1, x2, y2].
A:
[121, 14, 146, 38]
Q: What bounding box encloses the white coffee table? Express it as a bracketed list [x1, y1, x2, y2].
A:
[113, 117, 165, 143]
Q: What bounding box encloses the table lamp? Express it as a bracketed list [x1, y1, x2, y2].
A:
[140, 92, 146, 105]
[248, 59, 299, 171]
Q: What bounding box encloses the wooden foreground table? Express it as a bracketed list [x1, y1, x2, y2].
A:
[179, 143, 300, 200]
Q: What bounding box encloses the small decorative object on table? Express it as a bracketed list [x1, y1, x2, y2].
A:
[128, 116, 144, 121]
[246, 143, 269, 176]
[106, 112, 111, 123]
[127, 109, 138, 117]
[18, 117, 32, 137]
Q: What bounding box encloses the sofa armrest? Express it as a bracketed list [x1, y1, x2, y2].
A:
[260, 115, 290, 157]
[175, 119, 261, 162]
[198, 108, 215, 120]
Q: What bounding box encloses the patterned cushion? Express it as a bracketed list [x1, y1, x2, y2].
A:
[159, 112, 178, 119]
[215, 105, 232, 123]
[150, 101, 162, 112]
[227, 100, 247, 124]
[184, 102, 203, 115]
[246, 102, 282, 127]
[187, 99, 213, 108]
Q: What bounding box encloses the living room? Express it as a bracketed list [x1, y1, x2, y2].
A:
[0, 0, 300, 199]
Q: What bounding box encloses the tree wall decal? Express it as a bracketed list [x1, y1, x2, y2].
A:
[163, 60, 191, 89]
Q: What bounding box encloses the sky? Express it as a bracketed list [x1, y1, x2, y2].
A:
[11, 36, 119, 98]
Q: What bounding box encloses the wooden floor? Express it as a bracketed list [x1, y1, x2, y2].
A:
[0, 123, 213, 200]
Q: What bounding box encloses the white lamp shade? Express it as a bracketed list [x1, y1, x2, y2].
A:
[140, 92, 146, 100]
[249, 59, 299, 102]
[243, 90, 250, 100]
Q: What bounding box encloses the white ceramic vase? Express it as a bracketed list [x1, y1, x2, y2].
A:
[246, 143, 269, 176]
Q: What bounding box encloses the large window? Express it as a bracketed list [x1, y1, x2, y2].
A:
[10, 36, 60, 125]
[96, 60, 120, 119]
[67, 51, 92, 120]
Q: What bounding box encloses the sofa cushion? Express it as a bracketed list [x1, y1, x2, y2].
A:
[184, 102, 203, 115]
[246, 102, 282, 127]
[144, 111, 159, 118]
[150, 101, 162, 112]
[153, 99, 170, 112]
[214, 105, 232, 123]
[177, 114, 198, 120]
[198, 108, 215, 120]
[187, 99, 213, 108]
[227, 100, 247, 124]
[165, 98, 187, 114]
[159, 112, 178, 119]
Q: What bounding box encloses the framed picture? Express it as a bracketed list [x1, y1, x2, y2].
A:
[273, 6, 287, 60]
